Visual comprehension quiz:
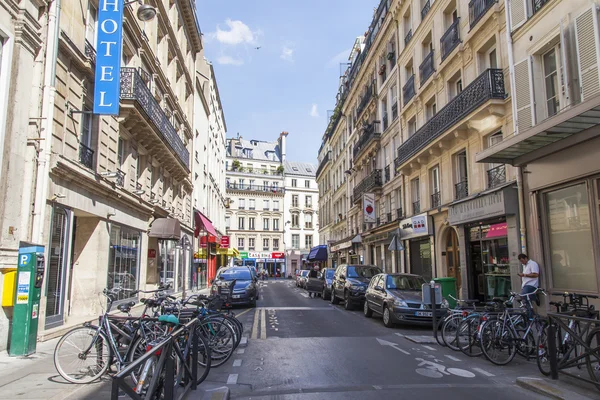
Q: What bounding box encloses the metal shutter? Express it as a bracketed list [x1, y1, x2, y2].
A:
[514, 58, 535, 133]
[510, 0, 528, 31]
[575, 6, 600, 101]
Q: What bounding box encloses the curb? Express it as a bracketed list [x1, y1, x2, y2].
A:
[200, 386, 230, 400]
[516, 377, 595, 400]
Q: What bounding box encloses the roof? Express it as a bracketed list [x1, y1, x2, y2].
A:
[284, 161, 317, 177]
[227, 138, 282, 161]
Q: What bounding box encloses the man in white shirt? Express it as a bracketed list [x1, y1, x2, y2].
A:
[517, 253, 540, 303]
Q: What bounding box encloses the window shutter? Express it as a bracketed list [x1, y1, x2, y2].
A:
[510, 0, 528, 31]
[514, 58, 535, 133]
[575, 6, 600, 101]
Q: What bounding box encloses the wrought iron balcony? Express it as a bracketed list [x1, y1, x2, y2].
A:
[532, 0, 550, 15]
[384, 165, 391, 182]
[116, 169, 125, 188]
[85, 40, 96, 65]
[226, 182, 285, 194]
[455, 180, 469, 200]
[431, 191, 441, 208]
[421, 0, 431, 20]
[404, 29, 413, 46]
[413, 200, 421, 215]
[316, 151, 331, 178]
[487, 165, 506, 189]
[397, 208, 403, 220]
[120, 67, 189, 170]
[441, 18, 461, 61]
[392, 102, 398, 121]
[395, 69, 505, 167]
[79, 143, 94, 170]
[469, 0, 497, 29]
[353, 122, 381, 160]
[403, 74, 416, 106]
[353, 169, 383, 203]
[420, 51, 435, 86]
[356, 80, 376, 119]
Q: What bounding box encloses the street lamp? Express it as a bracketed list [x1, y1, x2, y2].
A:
[124, 0, 157, 22]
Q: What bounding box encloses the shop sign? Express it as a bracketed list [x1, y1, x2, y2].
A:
[272, 252, 285, 259]
[148, 249, 156, 258]
[248, 251, 271, 259]
[448, 189, 514, 225]
[220, 236, 230, 248]
[363, 193, 376, 223]
[399, 213, 433, 240]
[94, 0, 124, 115]
[330, 241, 352, 252]
[239, 251, 249, 259]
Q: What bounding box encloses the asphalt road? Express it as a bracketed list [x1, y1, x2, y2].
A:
[211, 278, 547, 400]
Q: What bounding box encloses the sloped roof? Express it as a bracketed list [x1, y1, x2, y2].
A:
[284, 161, 316, 177]
[227, 139, 282, 161]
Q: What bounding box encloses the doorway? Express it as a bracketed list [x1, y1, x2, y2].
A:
[45, 207, 72, 329]
[445, 229, 461, 292]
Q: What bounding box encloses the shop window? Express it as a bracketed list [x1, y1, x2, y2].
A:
[108, 224, 140, 301]
[469, 224, 511, 301]
[158, 239, 177, 291]
[545, 183, 597, 291]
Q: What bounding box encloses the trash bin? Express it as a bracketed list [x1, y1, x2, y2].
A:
[434, 277, 457, 308]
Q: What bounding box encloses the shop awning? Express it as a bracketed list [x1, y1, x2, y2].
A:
[194, 210, 218, 238]
[308, 245, 328, 261]
[351, 234, 362, 243]
[218, 247, 240, 257]
[476, 94, 600, 166]
[148, 218, 181, 240]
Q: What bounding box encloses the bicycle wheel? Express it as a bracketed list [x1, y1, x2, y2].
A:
[197, 319, 236, 368]
[457, 316, 483, 357]
[480, 319, 517, 365]
[442, 314, 463, 351]
[193, 330, 212, 385]
[435, 315, 447, 347]
[54, 326, 111, 383]
[585, 328, 600, 390]
[536, 321, 562, 376]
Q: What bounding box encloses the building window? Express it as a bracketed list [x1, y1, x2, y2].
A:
[263, 199, 269, 210]
[263, 180, 269, 190]
[305, 213, 313, 229]
[430, 166, 440, 208]
[263, 218, 269, 230]
[292, 234, 300, 249]
[249, 217, 255, 230]
[86, 2, 98, 47]
[107, 224, 140, 301]
[305, 235, 313, 249]
[292, 179, 297, 187]
[239, 198, 245, 209]
[454, 150, 469, 200]
[305, 195, 312, 208]
[426, 97, 436, 121]
[225, 216, 230, 229]
[412, 178, 420, 214]
[305, 180, 310, 188]
[263, 238, 269, 251]
[238, 238, 244, 249]
[544, 182, 597, 291]
[273, 238, 280, 250]
[292, 213, 299, 228]
[117, 137, 125, 168]
[249, 238, 255, 250]
[238, 217, 245, 230]
[273, 219, 280, 231]
[543, 47, 560, 118]
[273, 200, 280, 211]
[408, 117, 417, 137]
[292, 195, 299, 207]
[249, 199, 256, 210]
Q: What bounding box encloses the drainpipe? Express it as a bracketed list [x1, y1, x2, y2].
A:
[504, 0, 527, 255]
[31, 0, 61, 244]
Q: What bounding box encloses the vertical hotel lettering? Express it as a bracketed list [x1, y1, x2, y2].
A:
[93, 0, 125, 115]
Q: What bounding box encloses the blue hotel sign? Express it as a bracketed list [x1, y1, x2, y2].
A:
[93, 0, 124, 115]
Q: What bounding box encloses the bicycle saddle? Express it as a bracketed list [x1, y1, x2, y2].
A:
[117, 301, 136, 313]
[158, 314, 180, 326]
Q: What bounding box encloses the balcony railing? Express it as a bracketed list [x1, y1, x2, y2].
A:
[441, 18, 461, 61]
[384, 165, 391, 182]
[532, 0, 550, 15]
[85, 40, 96, 65]
[395, 69, 505, 167]
[403, 75, 415, 106]
[487, 165, 506, 189]
[356, 80, 376, 119]
[413, 200, 421, 215]
[404, 29, 413, 46]
[455, 180, 469, 200]
[120, 67, 189, 170]
[397, 208, 403, 220]
[392, 102, 398, 121]
[353, 122, 381, 159]
[419, 51, 435, 86]
[421, 0, 431, 20]
[469, 0, 497, 29]
[79, 143, 94, 170]
[431, 191, 441, 208]
[227, 167, 283, 176]
[116, 169, 125, 188]
[353, 169, 383, 203]
[316, 151, 331, 178]
[226, 182, 285, 194]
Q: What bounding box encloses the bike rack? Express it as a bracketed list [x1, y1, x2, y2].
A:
[111, 318, 202, 400]
[547, 312, 600, 387]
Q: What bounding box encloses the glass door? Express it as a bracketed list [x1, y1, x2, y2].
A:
[45, 207, 71, 329]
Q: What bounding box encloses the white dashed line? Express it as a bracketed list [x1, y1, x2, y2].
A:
[422, 345, 436, 351]
[237, 348, 245, 354]
[445, 355, 461, 362]
[472, 367, 495, 377]
[227, 374, 238, 384]
[233, 359, 242, 367]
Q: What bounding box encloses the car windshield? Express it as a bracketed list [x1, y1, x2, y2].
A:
[347, 266, 381, 278]
[218, 269, 251, 281]
[386, 275, 426, 290]
[325, 270, 335, 279]
[301, 270, 309, 277]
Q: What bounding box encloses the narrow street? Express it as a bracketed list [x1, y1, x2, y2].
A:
[207, 279, 549, 400]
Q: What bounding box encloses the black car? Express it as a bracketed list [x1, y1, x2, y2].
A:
[211, 266, 258, 307]
[320, 268, 335, 300]
[364, 273, 449, 327]
[330, 264, 382, 310]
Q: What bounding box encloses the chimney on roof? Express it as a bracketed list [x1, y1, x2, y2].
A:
[279, 131, 288, 162]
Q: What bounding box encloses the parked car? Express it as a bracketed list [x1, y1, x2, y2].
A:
[320, 268, 335, 300]
[297, 270, 310, 288]
[364, 273, 449, 327]
[211, 266, 258, 307]
[330, 264, 382, 310]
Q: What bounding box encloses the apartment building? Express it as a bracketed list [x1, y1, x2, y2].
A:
[477, 0, 600, 299]
[318, 0, 519, 301]
[225, 133, 287, 276]
[284, 161, 319, 274]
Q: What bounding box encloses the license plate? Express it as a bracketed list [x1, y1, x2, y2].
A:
[415, 311, 432, 317]
[232, 295, 242, 299]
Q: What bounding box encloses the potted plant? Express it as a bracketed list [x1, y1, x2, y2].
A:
[387, 51, 395, 61]
[248, 166, 253, 173]
[231, 160, 241, 171]
[276, 165, 285, 175]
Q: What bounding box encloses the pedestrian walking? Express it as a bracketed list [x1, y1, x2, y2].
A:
[518, 253, 540, 304]
[308, 265, 319, 298]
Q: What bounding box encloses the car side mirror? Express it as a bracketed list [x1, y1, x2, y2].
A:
[375, 285, 384, 292]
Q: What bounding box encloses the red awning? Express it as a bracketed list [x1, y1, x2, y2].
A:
[486, 223, 507, 239]
[194, 210, 218, 238]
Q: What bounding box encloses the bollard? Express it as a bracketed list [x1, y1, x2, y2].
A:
[547, 321, 559, 380]
[430, 280, 438, 342]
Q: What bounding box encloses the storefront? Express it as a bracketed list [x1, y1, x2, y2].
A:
[448, 185, 521, 301]
[307, 245, 328, 269]
[240, 252, 285, 276]
[329, 237, 353, 267]
[399, 213, 434, 281]
[194, 210, 219, 286]
[362, 227, 399, 273]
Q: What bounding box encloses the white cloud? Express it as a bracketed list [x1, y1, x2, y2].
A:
[310, 104, 319, 118]
[217, 55, 244, 66]
[327, 48, 352, 68]
[212, 19, 256, 45]
[280, 46, 294, 61]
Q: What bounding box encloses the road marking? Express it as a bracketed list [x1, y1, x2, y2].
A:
[236, 308, 253, 317]
[300, 292, 309, 298]
[260, 308, 267, 340]
[261, 307, 332, 311]
[233, 359, 242, 367]
[472, 367, 495, 377]
[236, 349, 245, 354]
[423, 345, 436, 351]
[251, 309, 260, 340]
[376, 338, 411, 355]
[227, 374, 238, 384]
[373, 385, 383, 390]
[395, 333, 404, 337]
[445, 355, 461, 362]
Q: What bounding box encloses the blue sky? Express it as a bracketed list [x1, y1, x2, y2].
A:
[196, 0, 379, 164]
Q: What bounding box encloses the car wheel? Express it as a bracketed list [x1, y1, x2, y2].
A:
[364, 301, 373, 318]
[383, 305, 394, 328]
[330, 287, 339, 305]
[322, 287, 329, 301]
[344, 291, 353, 310]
